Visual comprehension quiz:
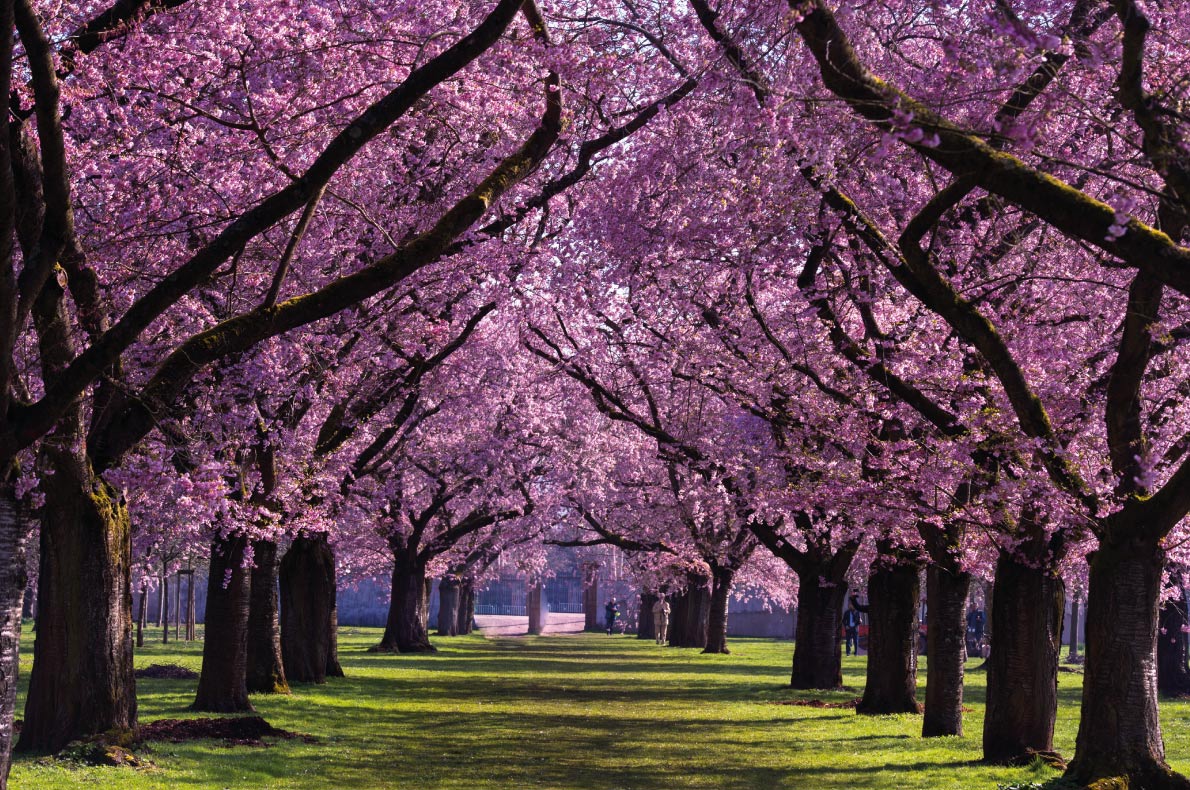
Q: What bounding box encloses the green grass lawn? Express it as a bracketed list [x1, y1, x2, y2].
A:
[10, 626, 1190, 789]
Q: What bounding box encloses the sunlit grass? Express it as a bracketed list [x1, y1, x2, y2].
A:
[10, 626, 1190, 789]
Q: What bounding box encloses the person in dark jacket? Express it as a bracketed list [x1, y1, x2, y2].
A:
[844, 599, 862, 656]
[605, 598, 620, 635]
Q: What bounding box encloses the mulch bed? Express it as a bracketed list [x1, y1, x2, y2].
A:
[771, 697, 862, 709]
[139, 716, 315, 747]
[135, 664, 199, 680]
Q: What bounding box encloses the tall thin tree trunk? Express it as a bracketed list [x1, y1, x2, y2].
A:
[922, 565, 970, 737]
[1066, 539, 1190, 788]
[136, 583, 147, 649]
[374, 554, 435, 653]
[703, 566, 734, 654]
[186, 569, 196, 641]
[983, 549, 1063, 764]
[192, 534, 253, 713]
[857, 550, 921, 714]
[0, 485, 28, 788]
[246, 540, 288, 694]
[19, 453, 135, 753]
[1067, 593, 1080, 661]
[279, 534, 340, 684]
[437, 577, 460, 636]
[583, 563, 599, 632]
[161, 573, 169, 644]
[156, 572, 165, 628]
[790, 566, 848, 689]
[174, 570, 181, 641]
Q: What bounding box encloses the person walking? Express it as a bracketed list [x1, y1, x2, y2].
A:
[652, 595, 671, 645]
[605, 597, 620, 636]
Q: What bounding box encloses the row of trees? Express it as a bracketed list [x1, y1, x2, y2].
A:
[0, 2, 1188, 790]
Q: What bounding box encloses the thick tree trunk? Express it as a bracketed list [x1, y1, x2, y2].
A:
[703, 566, 734, 654]
[246, 540, 289, 694]
[922, 565, 970, 737]
[375, 555, 435, 653]
[136, 583, 147, 649]
[19, 459, 135, 754]
[637, 592, 657, 641]
[437, 577, 460, 636]
[791, 569, 847, 689]
[0, 486, 28, 788]
[1066, 539, 1190, 789]
[857, 553, 921, 714]
[457, 580, 475, 635]
[983, 550, 1063, 764]
[583, 563, 599, 632]
[192, 535, 253, 712]
[527, 582, 544, 635]
[1157, 577, 1190, 696]
[279, 534, 340, 684]
[668, 572, 710, 648]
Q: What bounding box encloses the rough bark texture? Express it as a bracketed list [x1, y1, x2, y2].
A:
[0, 487, 27, 788]
[527, 582, 544, 635]
[703, 566, 734, 654]
[1158, 577, 1190, 697]
[246, 540, 289, 694]
[983, 550, 1063, 764]
[1066, 539, 1190, 789]
[456, 581, 475, 635]
[192, 535, 253, 712]
[19, 457, 135, 753]
[375, 555, 435, 653]
[668, 572, 710, 649]
[637, 592, 657, 641]
[922, 565, 970, 737]
[857, 553, 921, 715]
[279, 534, 340, 684]
[583, 563, 599, 632]
[436, 577, 460, 636]
[1067, 594, 1081, 661]
[791, 569, 847, 689]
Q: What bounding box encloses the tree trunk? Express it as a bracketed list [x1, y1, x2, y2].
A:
[668, 572, 710, 648]
[637, 592, 657, 641]
[1066, 538, 1190, 789]
[245, 540, 289, 694]
[186, 570, 196, 641]
[279, 534, 340, 684]
[456, 580, 475, 635]
[156, 572, 165, 627]
[583, 563, 599, 632]
[174, 571, 181, 641]
[161, 573, 169, 644]
[437, 577, 460, 636]
[791, 568, 847, 689]
[19, 458, 135, 754]
[982, 550, 1063, 764]
[375, 555, 435, 653]
[1067, 593, 1080, 661]
[703, 566, 734, 654]
[192, 534, 253, 712]
[527, 582, 544, 635]
[0, 486, 28, 788]
[136, 583, 147, 649]
[1158, 576, 1190, 696]
[922, 564, 970, 737]
[857, 552, 921, 714]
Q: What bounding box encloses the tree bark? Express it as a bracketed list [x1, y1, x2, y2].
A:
[186, 569, 196, 641]
[156, 572, 165, 627]
[161, 572, 169, 644]
[527, 582, 544, 635]
[922, 564, 970, 737]
[637, 592, 657, 641]
[668, 571, 710, 648]
[982, 549, 1063, 764]
[18, 458, 135, 753]
[1066, 538, 1190, 789]
[790, 567, 848, 689]
[456, 580, 475, 635]
[192, 534, 253, 712]
[703, 566, 734, 654]
[374, 554, 435, 653]
[583, 563, 599, 632]
[279, 534, 340, 684]
[857, 551, 921, 714]
[0, 485, 28, 788]
[245, 540, 289, 694]
[1158, 575, 1190, 696]
[437, 577, 460, 636]
[1067, 593, 1080, 661]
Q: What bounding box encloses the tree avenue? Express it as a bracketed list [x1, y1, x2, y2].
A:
[0, 2, 1188, 790]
